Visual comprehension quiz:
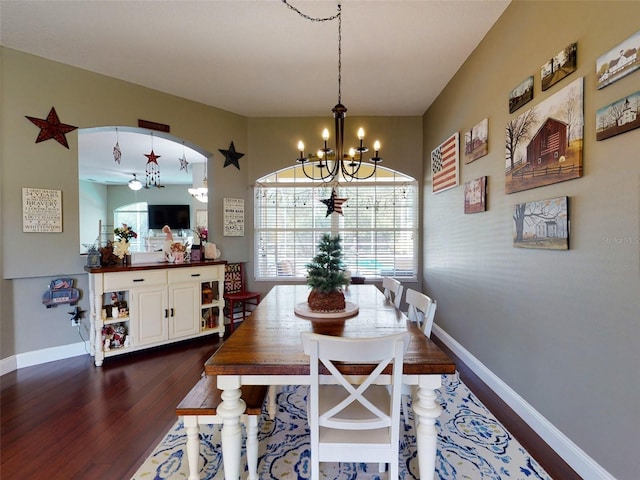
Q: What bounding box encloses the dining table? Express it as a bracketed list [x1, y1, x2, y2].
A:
[204, 284, 456, 479]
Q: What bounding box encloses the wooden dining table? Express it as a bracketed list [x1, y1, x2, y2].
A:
[204, 284, 456, 479]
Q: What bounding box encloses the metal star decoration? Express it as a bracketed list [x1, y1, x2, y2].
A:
[25, 107, 78, 149]
[320, 188, 348, 217]
[179, 155, 189, 172]
[113, 142, 122, 164]
[219, 141, 244, 170]
[144, 149, 161, 165]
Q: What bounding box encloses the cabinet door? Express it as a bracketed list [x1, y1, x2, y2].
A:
[134, 286, 169, 346]
[169, 283, 199, 338]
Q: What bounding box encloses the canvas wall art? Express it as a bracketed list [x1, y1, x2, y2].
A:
[541, 42, 577, 91]
[464, 118, 489, 164]
[464, 176, 487, 214]
[596, 90, 640, 140]
[505, 77, 583, 194]
[431, 132, 459, 193]
[513, 196, 569, 250]
[596, 30, 640, 89]
[509, 76, 534, 114]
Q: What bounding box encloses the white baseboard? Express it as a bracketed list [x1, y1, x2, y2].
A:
[1, 341, 89, 375]
[1, 355, 18, 376]
[433, 324, 615, 480]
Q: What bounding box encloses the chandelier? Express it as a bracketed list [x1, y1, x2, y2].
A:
[287, 2, 383, 182]
[188, 163, 208, 203]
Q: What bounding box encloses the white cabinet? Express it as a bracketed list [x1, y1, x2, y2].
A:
[168, 282, 199, 338]
[86, 262, 226, 366]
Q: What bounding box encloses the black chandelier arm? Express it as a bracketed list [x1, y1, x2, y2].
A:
[299, 159, 340, 181]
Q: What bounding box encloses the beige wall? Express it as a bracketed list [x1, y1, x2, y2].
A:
[423, 1, 639, 478]
[0, 48, 248, 356]
[0, 48, 423, 359]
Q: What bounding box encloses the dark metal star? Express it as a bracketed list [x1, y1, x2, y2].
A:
[145, 150, 161, 164]
[179, 155, 189, 172]
[219, 141, 244, 170]
[25, 107, 78, 149]
[321, 188, 348, 217]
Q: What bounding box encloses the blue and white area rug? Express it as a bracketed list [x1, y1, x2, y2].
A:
[132, 375, 551, 479]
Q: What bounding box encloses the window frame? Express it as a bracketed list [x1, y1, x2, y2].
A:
[254, 165, 418, 282]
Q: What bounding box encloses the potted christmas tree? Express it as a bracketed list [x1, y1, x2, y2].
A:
[306, 233, 349, 311]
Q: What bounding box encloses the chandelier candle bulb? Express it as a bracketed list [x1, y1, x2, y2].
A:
[357, 128, 365, 140]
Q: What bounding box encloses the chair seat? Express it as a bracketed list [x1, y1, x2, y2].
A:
[224, 291, 260, 302]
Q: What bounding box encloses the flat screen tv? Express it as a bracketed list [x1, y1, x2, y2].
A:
[148, 204, 190, 230]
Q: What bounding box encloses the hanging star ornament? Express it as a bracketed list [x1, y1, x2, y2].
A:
[179, 155, 189, 172]
[320, 188, 348, 217]
[25, 107, 78, 149]
[145, 150, 161, 165]
[219, 141, 244, 170]
[113, 142, 122, 164]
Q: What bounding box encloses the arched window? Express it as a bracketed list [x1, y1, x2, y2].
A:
[254, 165, 418, 280]
[114, 202, 148, 252]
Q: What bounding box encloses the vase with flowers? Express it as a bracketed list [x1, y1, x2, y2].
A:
[190, 227, 208, 262]
[113, 224, 137, 264]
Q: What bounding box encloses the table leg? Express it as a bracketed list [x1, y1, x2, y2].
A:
[183, 416, 201, 480]
[245, 415, 258, 480]
[412, 375, 442, 479]
[217, 376, 246, 480]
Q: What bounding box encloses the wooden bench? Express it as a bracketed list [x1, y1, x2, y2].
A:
[176, 376, 270, 480]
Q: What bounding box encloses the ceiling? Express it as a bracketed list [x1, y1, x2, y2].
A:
[1, 0, 510, 184]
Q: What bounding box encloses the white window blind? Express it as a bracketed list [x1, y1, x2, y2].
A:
[254, 166, 418, 280]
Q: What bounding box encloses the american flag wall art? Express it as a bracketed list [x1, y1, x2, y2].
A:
[431, 132, 459, 193]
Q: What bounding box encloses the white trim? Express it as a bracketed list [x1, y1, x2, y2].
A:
[1, 355, 18, 376]
[433, 324, 615, 480]
[7, 341, 90, 372]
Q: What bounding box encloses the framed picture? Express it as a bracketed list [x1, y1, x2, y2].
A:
[431, 132, 459, 194]
[464, 176, 487, 214]
[505, 77, 583, 194]
[513, 196, 569, 250]
[596, 91, 640, 140]
[509, 76, 534, 114]
[596, 30, 640, 90]
[541, 42, 577, 91]
[464, 118, 488, 164]
[22, 187, 62, 232]
[223, 198, 244, 236]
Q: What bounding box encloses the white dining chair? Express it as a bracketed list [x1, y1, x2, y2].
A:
[301, 331, 410, 480]
[405, 288, 435, 336]
[402, 288, 437, 425]
[382, 276, 404, 309]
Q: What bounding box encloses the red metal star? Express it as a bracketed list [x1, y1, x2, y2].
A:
[25, 107, 78, 149]
[145, 150, 161, 164]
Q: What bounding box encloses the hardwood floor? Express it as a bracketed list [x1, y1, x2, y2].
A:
[1, 331, 581, 480]
[1, 335, 222, 480]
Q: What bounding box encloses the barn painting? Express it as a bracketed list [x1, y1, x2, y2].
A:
[513, 196, 569, 250]
[505, 77, 583, 194]
[464, 118, 489, 164]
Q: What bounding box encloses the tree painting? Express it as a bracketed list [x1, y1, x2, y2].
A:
[513, 196, 569, 250]
[505, 77, 583, 194]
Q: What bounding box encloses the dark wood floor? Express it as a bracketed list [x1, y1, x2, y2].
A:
[1, 331, 581, 480]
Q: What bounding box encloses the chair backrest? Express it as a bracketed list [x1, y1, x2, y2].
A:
[224, 262, 246, 294]
[405, 288, 435, 337]
[301, 332, 409, 431]
[382, 277, 404, 309]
